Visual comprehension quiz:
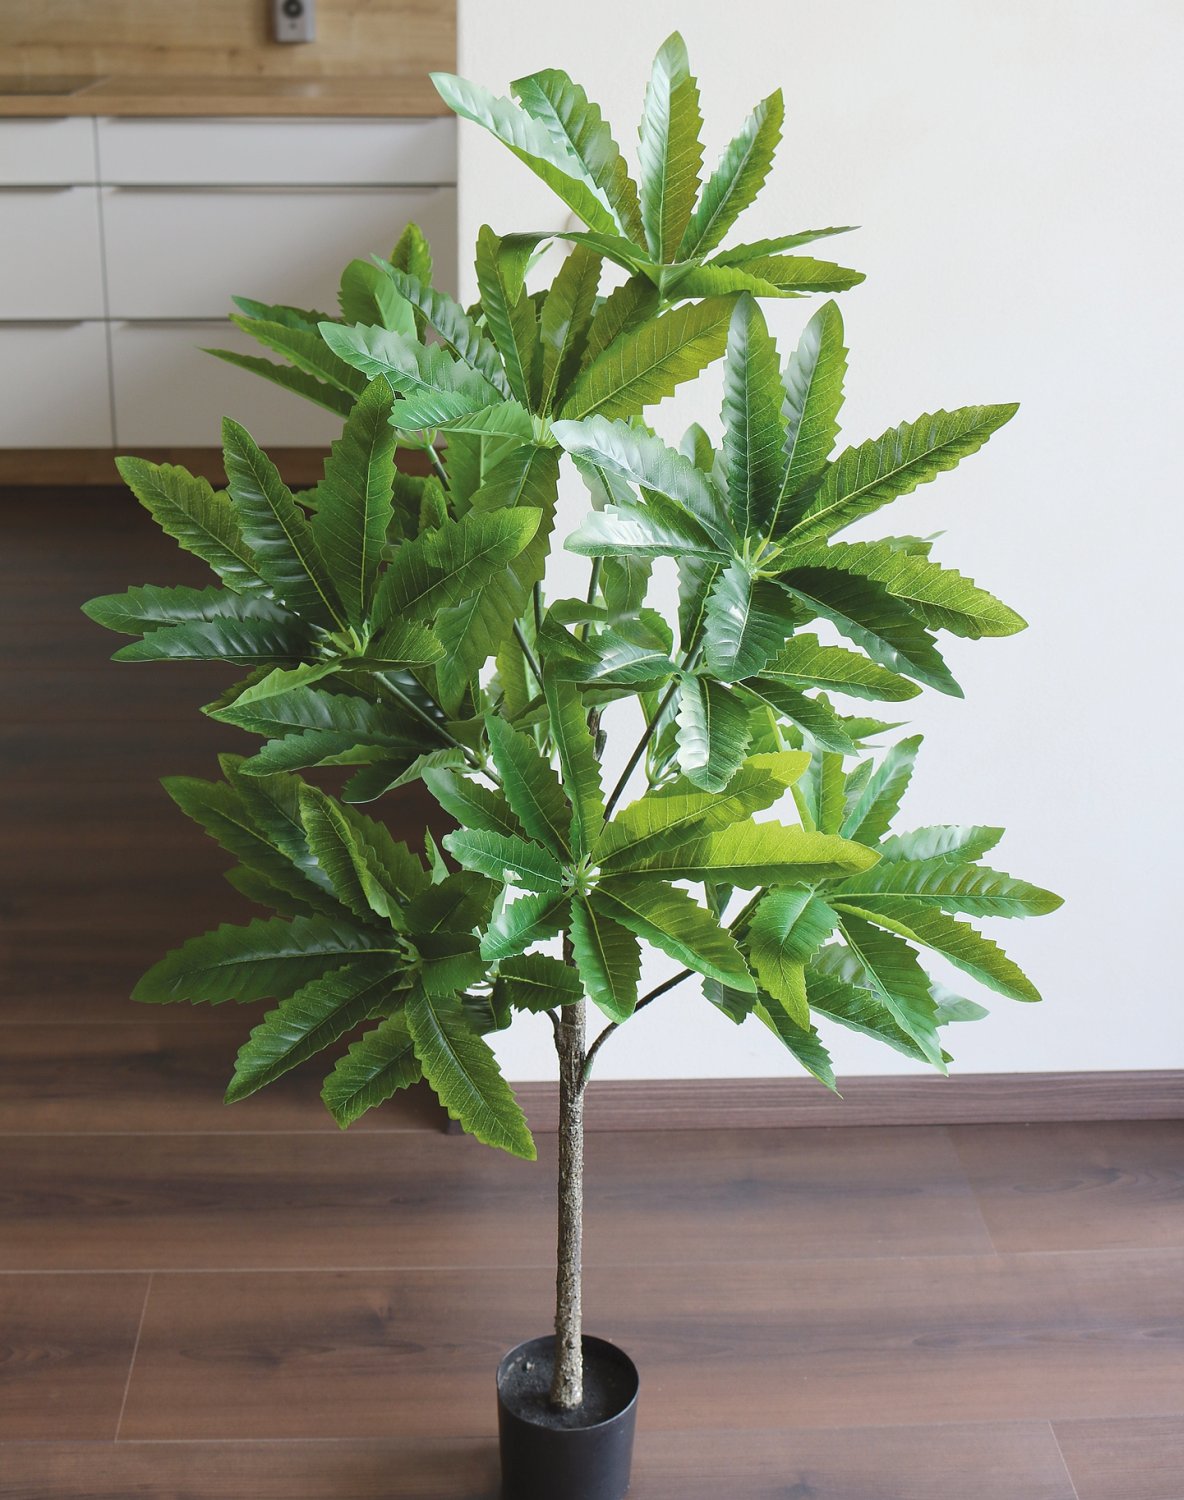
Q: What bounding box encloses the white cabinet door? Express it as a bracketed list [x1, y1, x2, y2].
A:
[102, 185, 457, 319]
[0, 322, 113, 447]
[97, 117, 455, 187]
[110, 320, 346, 448]
[0, 118, 97, 185]
[0, 188, 106, 319]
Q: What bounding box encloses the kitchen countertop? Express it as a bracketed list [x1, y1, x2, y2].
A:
[0, 74, 449, 118]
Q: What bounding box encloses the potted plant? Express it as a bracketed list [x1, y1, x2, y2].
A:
[83, 34, 1061, 1500]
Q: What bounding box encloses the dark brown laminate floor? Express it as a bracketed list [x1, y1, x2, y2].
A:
[1, 490, 1182, 1496]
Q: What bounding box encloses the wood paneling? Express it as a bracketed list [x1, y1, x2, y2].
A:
[1053, 1415, 1184, 1500]
[0, 1, 454, 84]
[119, 1249, 1184, 1440]
[0, 449, 350, 488]
[951, 1120, 1184, 1253]
[0, 1274, 149, 1440]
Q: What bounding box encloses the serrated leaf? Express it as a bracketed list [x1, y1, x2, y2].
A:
[318, 321, 500, 429]
[486, 714, 573, 859]
[493, 953, 583, 1019]
[756, 633, 920, 702]
[308, 379, 396, 626]
[637, 32, 704, 262]
[443, 829, 566, 894]
[593, 876, 754, 991]
[475, 224, 539, 408]
[390, 221, 434, 283]
[423, 769, 525, 839]
[713, 228, 857, 264]
[83, 583, 286, 638]
[630, 818, 877, 885]
[754, 1001, 837, 1089]
[407, 987, 535, 1158]
[841, 735, 921, 844]
[112, 618, 308, 665]
[679, 89, 784, 259]
[792, 749, 847, 835]
[835, 913, 945, 1066]
[878, 825, 1004, 865]
[720, 295, 786, 537]
[338, 258, 417, 335]
[115, 457, 264, 595]
[228, 314, 366, 396]
[374, 264, 508, 393]
[374, 507, 542, 623]
[724, 255, 864, 294]
[581, 276, 661, 368]
[675, 676, 752, 791]
[133, 914, 394, 1006]
[565, 500, 722, 562]
[787, 404, 1018, 545]
[806, 946, 936, 1064]
[480, 891, 570, 961]
[775, 299, 847, 529]
[205, 345, 357, 417]
[746, 889, 838, 1025]
[222, 419, 345, 630]
[543, 675, 605, 854]
[537, 244, 602, 413]
[570, 894, 641, 1021]
[322, 1013, 422, 1127]
[558, 295, 737, 422]
[298, 784, 421, 924]
[226, 956, 404, 1103]
[833, 859, 1062, 918]
[703, 561, 793, 679]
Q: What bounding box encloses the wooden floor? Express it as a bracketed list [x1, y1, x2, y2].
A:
[1, 489, 1182, 1498]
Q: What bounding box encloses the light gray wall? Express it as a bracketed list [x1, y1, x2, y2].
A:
[456, 0, 1184, 1080]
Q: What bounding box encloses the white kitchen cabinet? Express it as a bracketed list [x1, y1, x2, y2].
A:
[96, 117, 454, 187]
[110, 319, 344, 448]
[102, 184, 457, 319]
[0, 322, 114, 446]
[0, 118, 96, 186]
[0, 187, 106, 319]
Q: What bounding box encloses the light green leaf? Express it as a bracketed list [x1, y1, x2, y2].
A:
[724, 255, 864, 294]
[756, 633, 921, 702]
[775, 299, 847, 527]
[581, 275, 660, 367]
[321, 1013, 422, 1127]
[739, 678, 857, 755]
[338, 258, 417, 335]
[444, 829, 566, 894]
[565, 500, 722, 562]
[543, 674, 605, 854]
[592, 876, 754, 991]
[807, 946, 937, 1064]
[318, 321, 500, 429]
[373, 264, 508, 392]
[792, 749, 846, 835]
[836, 913, 945, 1066]
[537, 244, 602, 413]
[493, 953, 583, 1018]
[747, 888, 839, 1026]
[374, 507, 542, 623]
[475, 225, 539, 408]
[480, 892, 570, 961]
[629, 819, 878, 885]
[570, 894, 641, 1021]
[878, 824, 1004, 865]
[754, 1002, 837, 1089]
[675, 675, 752, 791]
[637, 32, 704, 262]
[720, 294, 786, 537]
[679, 89, 784, 259]
[703, 561, 792, 680]
[841, 735, 921, 844]
[115, 457, 264, 595]
[833, 859, 1063, 918]
[486, 714, 573, 858]
[713, 227, 857, 263]
[423, 769, 525, 840]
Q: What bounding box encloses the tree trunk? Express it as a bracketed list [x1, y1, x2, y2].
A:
[550, 993, 585, 1410]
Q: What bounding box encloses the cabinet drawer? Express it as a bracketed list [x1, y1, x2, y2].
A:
[0, 187, 105, 319]
[0, 118, 97, 185]
[96, 117, 455, 186]
[0, 322, 113, 447]
[102, 185, 457, 319]
[110, 320, 345, 449]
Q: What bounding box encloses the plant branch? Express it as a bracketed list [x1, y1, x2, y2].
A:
[371, 673, 491, 779]
[513, 620, 545, 691]
[580, 968, 694, 1086]
[603, 676, 679, 819]
[425, 439, 449, 486]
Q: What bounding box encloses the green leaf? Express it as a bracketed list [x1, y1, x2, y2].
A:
[486, 714, 573, 858]
[565, 500, 722, 562]
[570, 894, 641, 1021]
[220, 756, 339, 898]
[390, 221, 434, 283]
[781, 569, 962, 697]
[724, 255, 864, 294]
[318, 321, 499, 429]
[308, 380, 396, 626]
[783, 539, 1026, 639]
[806, 947, 936, 1064]
[475, 225, 539, 408]
[512, 69, 644, 242]
[637, 32, 704, 262]
[786, 404, 1018, 545]
[205, 348, 356, 419]
[703, 562, 792, 680]
[878, 824, 1004, 864]
[134, 914, 393, 1005]
[115, 457, 264, 595]
[713, 227, 857, 263]
[676, 676, 752, 791]
[537, 244, 602, 413]
[679, 89, 783, 259]
[298, 784, 420, 924]
[836, 913, 945, 1066]
[83, 582, 285, 638]
[720, 295, 786, 537]
[374, 507, 542, 623]
[480, 892, 570, 961]
[756, 633, 921, 702]
[596, 751, 808, 868]
[493, 953, 583, 1019]
[543, 674, 605, 854]
[581, 276, 661, 368]
[549, 628, 675, 690]
[374, 265, 508, 393]
[833, 859, 1062, 918]
[834, 899, 1044, 1002]
[406, 869, 497, 936]
[792, 749, 847, 835]
[432, 72, 625, 239]
[754, 1003, 837, 1089]
[226, 956, 404, 1103]
[746, 888, 839, 1026]
[407, 987, 536, 1158]
[841, 735, 921, 844]
[443, 829, 566, 894]
[776, 299, 847, 527]
[593, 876, 754, 991]
[739, 678, 857, 755]
[112, 618, 308, 665]
[322, 1013, 422, 1127]
[423, 769, 525, 840]
[558, 295, 737, 422]
[228, 315, 366, 396]
[338, 258, 417, 335]
[628, 819, 878, 885]
[222, 419, 345, 630]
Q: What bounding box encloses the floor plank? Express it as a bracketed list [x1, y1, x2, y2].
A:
[953, 1121, 1184, 1252]
[0, 1127, 992, 1271]
[119, 1250, 1183, 1440]
[0, 1422, 1078, 1500]
[1053, 1415, 1184, 1500]
[0, 1274, 149, 1441]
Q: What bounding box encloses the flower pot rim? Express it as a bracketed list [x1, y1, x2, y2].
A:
[496, 1332, 640, 1433]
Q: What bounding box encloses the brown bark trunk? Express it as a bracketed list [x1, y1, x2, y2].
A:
[549, 992, 585, 1410]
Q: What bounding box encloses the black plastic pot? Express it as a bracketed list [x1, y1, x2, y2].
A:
[496, 1334, 640, 1500]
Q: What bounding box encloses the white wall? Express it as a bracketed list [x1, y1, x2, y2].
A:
[457, 0, 1184, 1080]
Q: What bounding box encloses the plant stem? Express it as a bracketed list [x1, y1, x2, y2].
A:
[581, 968, 693, 1085]
[371, 673, 490, 779]
[551, 986, 585, 1410]
[513, 620, 545, 692]
[425, 441, 449, 486]
[603, 676, 679, 819]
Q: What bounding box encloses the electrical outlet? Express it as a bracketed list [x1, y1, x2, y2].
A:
[273, 0, 315, 44]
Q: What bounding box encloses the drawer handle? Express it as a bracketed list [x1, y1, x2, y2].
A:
[105, 182, 453, 194]
[0, 319, 87, 328]
[0, 184, 82, 193]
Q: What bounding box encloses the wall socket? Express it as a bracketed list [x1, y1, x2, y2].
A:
[273, 0, 315, 44]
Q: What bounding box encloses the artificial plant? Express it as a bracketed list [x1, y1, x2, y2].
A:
[84, 33, 1060, 1414]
